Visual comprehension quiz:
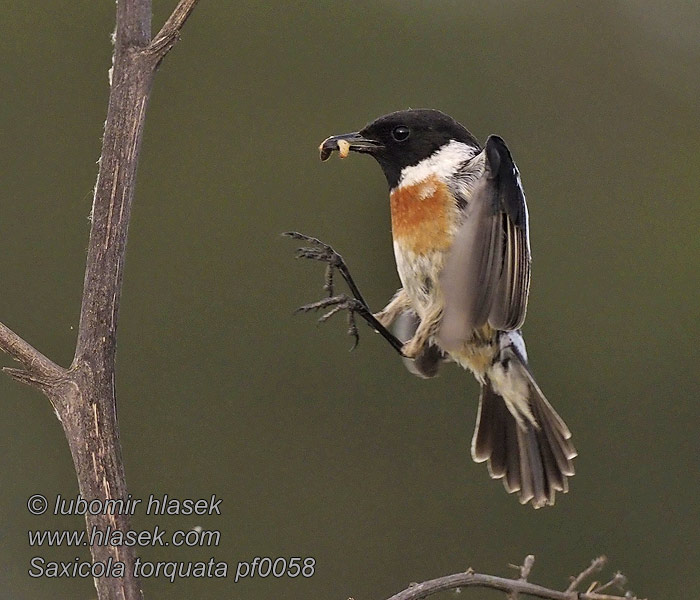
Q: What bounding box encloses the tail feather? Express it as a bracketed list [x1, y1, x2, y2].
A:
[488, 412, 507, 478]
[531, 392, 576, 478]
[472, 383, 498, 462]
[503, 413, 520, 493]
[534, 417, 567, 495]
[471, 370, 576, 508]
[515, 425, 535, 503]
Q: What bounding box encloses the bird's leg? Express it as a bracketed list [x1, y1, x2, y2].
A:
[284, 232, 405, 355]
[401, 304, 442, 359]
[373, 288, 412, 329]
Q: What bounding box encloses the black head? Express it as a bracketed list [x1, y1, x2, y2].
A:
[320, 109, 481, 188]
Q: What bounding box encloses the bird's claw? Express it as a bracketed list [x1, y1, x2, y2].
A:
[283, 232, 346, 296]
[294, 294, 366, 350]
[285, 231, 403, 354]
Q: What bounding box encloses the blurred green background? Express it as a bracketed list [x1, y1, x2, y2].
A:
[1, 1, 698, 598]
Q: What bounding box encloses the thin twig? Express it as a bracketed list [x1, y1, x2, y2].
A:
[566, 556, 607, 593]
[147, 0, 200, 58]
[0, 321, 64, 381]
[520, 555, 535, 580]
[594, 573, 627, 594]
[508, 555, 536, 600]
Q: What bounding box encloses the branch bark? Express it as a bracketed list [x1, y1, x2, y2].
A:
[384, 556, 643, 600]
[0, 1, 200, 598]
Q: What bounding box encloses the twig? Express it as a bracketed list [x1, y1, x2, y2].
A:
[594, 573, 627, 595]
[382, 556, 643, 600]
[0, 321, 64, 384]
[566, 556, 607, 593]
[520, 555, 536, 580]
[508, 555, 536, 600]
[148, 0, 201, 59]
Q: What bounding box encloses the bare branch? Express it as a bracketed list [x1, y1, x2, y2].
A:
[520, 555, 536, 580]
[147, 0, 200, 59]
[116, 0, 152, 48]
[508, 555, 536, 600]
[595, 573, 628, 595]
[1, 0, 201, 598]
[383, 556, 643, 600]
[566, 556, 607, 593]
[0, 321, 64, 383]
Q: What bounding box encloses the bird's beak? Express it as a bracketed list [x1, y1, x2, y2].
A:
[319, 131, 382, 161]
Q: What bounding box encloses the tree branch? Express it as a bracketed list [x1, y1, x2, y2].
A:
[1, 1, 200, 599]
[566, 556, 607, 593]
[147, 0, 201, 60]
[383, 556, 644, 600]
[0, 321, 64, 384]
[116, 0, 151, 48]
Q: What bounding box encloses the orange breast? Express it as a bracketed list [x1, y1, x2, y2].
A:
[390, 175, 454, 254]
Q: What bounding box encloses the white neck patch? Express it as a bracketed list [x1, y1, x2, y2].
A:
[397, 140, 479, 188]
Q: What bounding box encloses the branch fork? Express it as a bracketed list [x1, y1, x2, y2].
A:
[0, 2, 200, 599]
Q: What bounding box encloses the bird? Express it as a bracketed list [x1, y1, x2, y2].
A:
[309, 109, 577, 508]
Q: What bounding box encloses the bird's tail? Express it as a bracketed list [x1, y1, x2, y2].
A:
[471, 332, 576, 508]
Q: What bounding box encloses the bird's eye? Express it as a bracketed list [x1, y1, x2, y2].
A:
[392, 126, 410, 141]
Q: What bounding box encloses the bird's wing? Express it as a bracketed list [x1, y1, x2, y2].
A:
[437, 135, 531, 351]
[486, 136, 531, 331]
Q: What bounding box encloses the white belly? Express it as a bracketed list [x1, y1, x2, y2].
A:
[393, 242, 445, 318]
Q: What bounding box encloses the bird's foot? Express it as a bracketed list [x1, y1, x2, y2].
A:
[284, 231, 406, 356]
[283, 232, 349, 297]
[295, 294, 369, 350]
